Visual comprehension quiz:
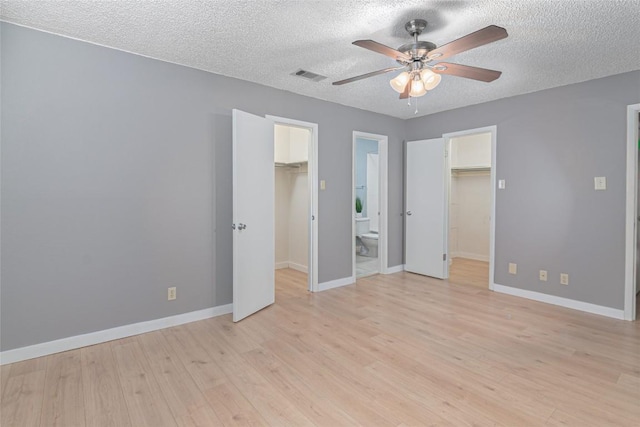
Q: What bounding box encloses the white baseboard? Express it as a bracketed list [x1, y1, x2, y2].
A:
[275, 261, 308, 273]
[0, 304, 233, 366]
[318, 276, 355, 292]
[288, 262, 308, 274]
[493, 284, 624, 320]
[384, 264, 405, 274]
[453, 252, 490, 262]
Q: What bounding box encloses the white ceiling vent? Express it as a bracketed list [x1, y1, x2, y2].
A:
[291, 69, 327, 82]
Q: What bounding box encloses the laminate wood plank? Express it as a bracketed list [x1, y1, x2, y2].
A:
[1, 369, 46, 427]
[188, 322, 317, 426]
[449, 257, 489, 288]
[0, 363, 11, 396]
[162, 324, 228, 392]
[6, 356, 47, 378]
[260, 337, 397, 426]
[81, 343, 131, 427]
[203, 382, 269, 427]
[112, 340, 177, 427]
[241, 347, 362, 426]
[40, 350, 85, 427]
[137, 331, 224, 427]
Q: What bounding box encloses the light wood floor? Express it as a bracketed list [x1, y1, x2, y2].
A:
[449, 257, 489, 288]
[2, 268, 640, 426]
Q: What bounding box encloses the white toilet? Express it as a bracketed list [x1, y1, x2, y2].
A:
[355, 217, 378, 258]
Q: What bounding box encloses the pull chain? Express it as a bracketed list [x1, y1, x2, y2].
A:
[414, 96, 419, 115]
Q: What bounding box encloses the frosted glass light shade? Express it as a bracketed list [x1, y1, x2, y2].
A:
[389, 72, 410, 93]
[409, 79, 427, 97]
[421, 69, 442, 90]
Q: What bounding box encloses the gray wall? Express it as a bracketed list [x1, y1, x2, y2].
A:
[0, 23, 406, 351]
[406, 71, 640, 310]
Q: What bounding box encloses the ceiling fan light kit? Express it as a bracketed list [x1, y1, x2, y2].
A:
[334, 18, 508, 107]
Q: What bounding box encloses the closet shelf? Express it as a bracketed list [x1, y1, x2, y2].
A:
[275, 161, 307, 169]
[451, 166, 491, 173]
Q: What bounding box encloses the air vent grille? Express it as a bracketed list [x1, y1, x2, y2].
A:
[291, 69, 327, 82]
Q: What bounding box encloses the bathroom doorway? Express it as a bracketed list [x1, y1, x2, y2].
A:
[352, 132, 388, 279]
[269, 116, 318, 294]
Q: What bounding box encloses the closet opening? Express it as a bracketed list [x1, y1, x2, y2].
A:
[447, 131, 493, 288]
[274, 123, 312, 295]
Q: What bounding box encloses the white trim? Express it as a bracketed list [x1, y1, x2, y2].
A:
[452, 252, 490, 262]
[493, 284, 624, 320]
[0, 304, 233, 365]
[624, 104, 640, 320]
[266, 115, 319, 293]
[287, 262, 308, 274]
[317, 276, 355, 292]
[384, 264, 405, 274]
[275, 261, 289, 270]
[442, 126, 497, 291]
[352, 131, 389, 277]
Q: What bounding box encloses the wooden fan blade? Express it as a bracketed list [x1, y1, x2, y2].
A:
[427, 25, 507, 61]
[399, 81, 410, 99]
[333, 66, 406, 86]
[353, 40, 412, 62]
[433, 62, 502, 82]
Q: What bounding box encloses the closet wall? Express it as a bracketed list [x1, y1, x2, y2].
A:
[449, 133, 491, 261]
[275, 125, 309, 273]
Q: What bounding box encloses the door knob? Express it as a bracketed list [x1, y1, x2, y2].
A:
[406, 211, 412, 216]
[238, 223, 247, 230]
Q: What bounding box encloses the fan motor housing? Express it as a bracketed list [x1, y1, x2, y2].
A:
[397, 41, 437, 63]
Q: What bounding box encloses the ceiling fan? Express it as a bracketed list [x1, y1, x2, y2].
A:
[333, 19, 508, 100]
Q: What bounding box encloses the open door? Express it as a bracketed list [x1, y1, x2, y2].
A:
[405, 138, 448, 278]
[232, 109, 275, 322]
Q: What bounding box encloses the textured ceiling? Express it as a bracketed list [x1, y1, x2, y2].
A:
[2, 0, 640, 119]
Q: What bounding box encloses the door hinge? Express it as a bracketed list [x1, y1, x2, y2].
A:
[443, 254, 447, 261]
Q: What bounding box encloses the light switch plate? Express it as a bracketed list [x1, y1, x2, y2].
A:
[498, 179, 506, 189]
[594, 176, 606, 190]
[320, 180, 326, 190]
[508, 263, 517, 274]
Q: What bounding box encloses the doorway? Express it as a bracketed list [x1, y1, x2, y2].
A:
[352, 131, 388, 279]
[404, 126, 496, 288]
[624, 104, 640, 320]
[268, 116, 319, 293]
[447, 131, 493, 288]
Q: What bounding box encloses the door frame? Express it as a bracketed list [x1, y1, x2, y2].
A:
[352, 131, 389, 278]
[266, 115, 319, 292]
[624, 104, 640, 320]
[442, 126, 497, 290]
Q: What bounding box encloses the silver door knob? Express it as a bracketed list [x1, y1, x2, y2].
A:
[406, 211, 412, 216]
[238, 223, 247, 230]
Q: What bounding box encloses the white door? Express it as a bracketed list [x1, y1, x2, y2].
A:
[232, 109, 275, 322]
[405, 138, 448, 278]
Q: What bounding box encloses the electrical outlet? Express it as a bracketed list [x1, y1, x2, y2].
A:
[560, 273, 569, 286]
[539, 270, 548, 281]
[498, 179, 506, 189]
[168, 287, 177, 300]
[508, 263, 517, 274]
